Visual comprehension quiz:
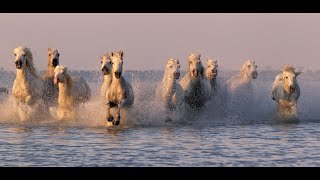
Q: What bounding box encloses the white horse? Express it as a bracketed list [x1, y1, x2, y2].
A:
[226, 60, 258, 94]
[100, 53, 112, 99]
[271, 65, 301, 120]
[42, 48, 60, 108]
[206, 59, 219, 91]
[53, 65, 91, 120]
[105, 51, 134, 126]
[226, 60, 258, 116]
[179, 53, 212, 108]
[12, 46, 43, 121]
[156, 58, 185, 122]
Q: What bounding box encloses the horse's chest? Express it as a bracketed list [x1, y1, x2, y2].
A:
[13, 80, 30, 102]
[108, 86, 125, 102]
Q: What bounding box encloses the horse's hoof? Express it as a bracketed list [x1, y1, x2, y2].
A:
[107, 116, 114, 122]
[112, 120, 120, 126]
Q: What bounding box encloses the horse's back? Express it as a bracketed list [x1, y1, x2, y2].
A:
[179, 73, 191, 91]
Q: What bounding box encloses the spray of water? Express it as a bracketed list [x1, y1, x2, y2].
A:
[0, 70, 319, 128]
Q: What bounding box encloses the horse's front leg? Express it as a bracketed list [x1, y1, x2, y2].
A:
[106, 100, 114, 122]
[113, 99, 126, 126]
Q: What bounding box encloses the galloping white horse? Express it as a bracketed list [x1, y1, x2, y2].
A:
[105, 51, 134, 125]
[226, 60, 258, 94]
[100, 53, 112, 99]
[12, 47, 43, 121]
[271, 65, 301, 119]
[179, 53, 212, 108]
[226, 60, 258, 116]
[205, 59, 219, 91]
[42, 48, 60, 108]
[156, 58, 185, 122]
[53, 65, 91, 120]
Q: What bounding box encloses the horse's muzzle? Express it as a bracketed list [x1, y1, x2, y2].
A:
[290, 86, 296, 93]
[252, 71, 258, 79]
[102, 66, 109, 75]
[15, 61, 22, 69]
[174, 72, 180, 79]
[192, 69, 198, 77]
[52, 58, 59, 67]
[54, 77, 60, 84]
[114, 72, 122, 79]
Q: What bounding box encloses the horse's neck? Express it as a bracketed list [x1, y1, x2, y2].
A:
[111, 76, 124, 89]
[208, 77, 217, 87]
[162, 74, 176, 95]
[58, 79, 73, 99]
[16, 68, 32, 83]
[45, 66, 55, 78]
[239, 70, 251, 84]
[104, 74, 112, 87]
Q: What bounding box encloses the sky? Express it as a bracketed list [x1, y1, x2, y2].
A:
[1, 13, 320, 71]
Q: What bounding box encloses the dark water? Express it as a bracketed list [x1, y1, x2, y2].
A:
[1, 70, 320, 166]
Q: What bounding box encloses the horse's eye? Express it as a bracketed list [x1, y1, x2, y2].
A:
[57, 54, 60, 57]
[255, 65, 257, 68]
[286, 77, 288, 79]
[101, 61, 103, 64]
[49, 54, 51, 56]
[248, 65, 251, 68]
[14, 54, 16, 56]
[122, 62, 123, 64]
[169, 66, 173, 68]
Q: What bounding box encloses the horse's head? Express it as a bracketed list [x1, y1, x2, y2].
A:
[206, 59, 218, 79]
[110, 51, 124, 79]
[188, 53, 203, 78]
[13, 47, 29, 69]
[48, 48, 60, 68]
[166, 58, 181, 79]
[241, 60, 258, 79]
[54, 65, 67, 84]
[100, 53, 112, 75]
[282, 65, 302, 94]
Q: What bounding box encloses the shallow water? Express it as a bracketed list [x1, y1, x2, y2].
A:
[1, 70, 320, 166]
[0, 122, 320, 166]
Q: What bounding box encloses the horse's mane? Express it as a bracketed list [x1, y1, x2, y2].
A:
[283, 65, 296, 74]
[15, 47, 39, 79]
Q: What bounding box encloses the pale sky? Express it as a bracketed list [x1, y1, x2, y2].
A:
[1, 13, 320, 71]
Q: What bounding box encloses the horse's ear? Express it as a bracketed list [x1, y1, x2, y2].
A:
[48, 48, 52, 52]
[119, 51, 123, 58]
[110, 52, 114, 57]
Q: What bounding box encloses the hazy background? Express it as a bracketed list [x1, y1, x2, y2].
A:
[1, 13, 320, 71]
